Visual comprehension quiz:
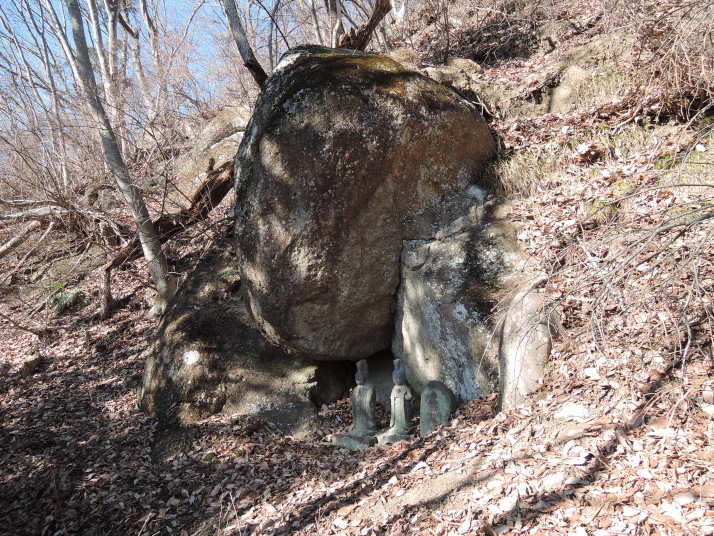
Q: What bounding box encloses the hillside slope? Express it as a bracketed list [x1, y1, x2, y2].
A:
[2, 1, 713, 535]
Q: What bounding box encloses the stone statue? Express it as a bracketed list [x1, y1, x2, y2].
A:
[420, 380, 456, 438]
[332, 360, 378, 450]
[377, 359, 414, 445]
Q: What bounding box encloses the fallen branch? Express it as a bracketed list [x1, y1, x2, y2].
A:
[0, 220, 42, 260]
[0, 198, 125, 240]
[100, 160, 235, 318]
[1, 222, 55, 284]
[0, 311, 57, 340]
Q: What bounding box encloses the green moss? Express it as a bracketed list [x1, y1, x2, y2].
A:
[654, 151, 681, 170]
[308, 52, 405, 73]
[611, 180, 635, 197]
[585, 199, 619, 223]
[49, 288, 85, 314]
[215, 269, 240, 282]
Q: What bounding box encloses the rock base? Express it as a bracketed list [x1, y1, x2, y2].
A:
[332, 434, 377, 451]
[376, 430, 411, 445]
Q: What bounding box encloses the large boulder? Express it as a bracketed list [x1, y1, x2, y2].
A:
[234, 45, 496, 361]
[139, 250, 353, 432]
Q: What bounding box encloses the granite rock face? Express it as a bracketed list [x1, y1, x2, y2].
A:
[141, 47, 553, 433]
[392, 201, 528, 402]
[498, 281, 552, 410]
[234, 45, 496, 362]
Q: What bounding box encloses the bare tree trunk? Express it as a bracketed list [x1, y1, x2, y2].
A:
[46, 0, 176, 315]
[221, 0, 267, 87]
[327, 0, 346, 47]
[394, 0, 408, 24]
[309, 0, 325, 44]
[337, 0, 391, 50]
[100, 160, 234, 318]
[0, 221, 41, 260]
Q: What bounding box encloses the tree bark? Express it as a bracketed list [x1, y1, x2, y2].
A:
[337, 0, 391, 51]
[100, 160, 234, 318]
[48, 0, 176, 314]
[221, 0, 267, 87]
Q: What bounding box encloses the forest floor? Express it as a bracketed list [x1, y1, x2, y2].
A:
[2, 6, 714, 536]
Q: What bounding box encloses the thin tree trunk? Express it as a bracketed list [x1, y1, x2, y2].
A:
[139, 0, 168, 117]
[337, 0, 391, 50]
[47, 0, 175, 314]
[307, 0, 325, 44]
[329, 0, 345, 47]
[100, 160, 234, 318]
[221, 0, 267, 87]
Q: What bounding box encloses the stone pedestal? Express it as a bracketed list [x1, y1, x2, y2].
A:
[332, 433, 376, 450]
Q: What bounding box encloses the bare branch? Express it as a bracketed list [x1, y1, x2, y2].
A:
[221, 0, 267, 87]
[0, 220, 41, 260]
[337, 0, 391, 51]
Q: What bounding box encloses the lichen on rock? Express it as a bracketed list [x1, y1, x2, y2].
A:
[234, 45, 496, 362]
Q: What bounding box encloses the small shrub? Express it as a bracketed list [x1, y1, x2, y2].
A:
[49, 288, 85, 314]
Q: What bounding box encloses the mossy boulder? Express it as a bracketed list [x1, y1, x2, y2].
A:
[234, 45, 496, 362]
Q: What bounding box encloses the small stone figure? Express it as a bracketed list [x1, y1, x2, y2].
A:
[332, 360, 378, 450]
[419, 380, 456, 438]
[377, 359, 414, 445]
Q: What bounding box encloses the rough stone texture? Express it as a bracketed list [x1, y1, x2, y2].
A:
[365, 350, 396, 409]
[548, 64, 592, 113]
[498, 281, 552, 410]
[420, 380, 456, 438]
[169, 106, 249, 212]
[139, 250, 353, 433]
[234, 45, 495, 361]
[392, 200, 526, 402]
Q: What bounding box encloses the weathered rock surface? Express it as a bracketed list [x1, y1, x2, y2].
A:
[498, 280, 552, 410]
[234, 45, 496, 361]
[392, 200, 527, 402]
[139, 250, 353, 432]
[420, 380, 456, 437]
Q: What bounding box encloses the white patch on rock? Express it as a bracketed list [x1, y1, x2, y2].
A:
[183, 350, 201, 366]
[465, 184, 488, 203]
[274, 51, 303, 73]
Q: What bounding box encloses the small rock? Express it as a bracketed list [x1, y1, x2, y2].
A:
[20, 355, 45, 377]
[446, 57, 482, 73]
[673, 491, 696, 505]
[555, 402, 590, 422]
